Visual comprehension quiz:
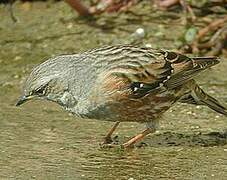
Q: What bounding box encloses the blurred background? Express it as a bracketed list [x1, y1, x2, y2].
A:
[0, 0, 227, 179]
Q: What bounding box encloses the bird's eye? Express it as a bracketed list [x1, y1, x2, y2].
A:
[35, 86, 46, 95]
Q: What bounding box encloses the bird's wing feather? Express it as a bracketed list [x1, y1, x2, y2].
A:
[164, 55, 219, 89]
[106, 49, 219, 98]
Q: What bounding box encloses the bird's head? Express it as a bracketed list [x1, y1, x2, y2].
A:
[16, 60, 67, 106]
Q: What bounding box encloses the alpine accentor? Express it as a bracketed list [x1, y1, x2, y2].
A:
[16, 45, 227, 148]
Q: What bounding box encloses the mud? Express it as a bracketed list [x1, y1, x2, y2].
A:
[0, 1, 227, 179]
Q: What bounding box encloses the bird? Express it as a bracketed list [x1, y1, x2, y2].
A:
[16, 45, 227, 148]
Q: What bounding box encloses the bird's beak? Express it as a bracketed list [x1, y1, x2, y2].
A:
[15, 95, 30, 106]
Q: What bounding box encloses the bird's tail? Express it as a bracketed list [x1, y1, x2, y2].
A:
[191, 83, 227, 116]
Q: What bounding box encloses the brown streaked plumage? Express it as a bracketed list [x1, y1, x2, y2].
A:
[16, 45, 227, 148]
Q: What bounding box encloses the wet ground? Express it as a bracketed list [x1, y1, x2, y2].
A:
[0, 1, 227, 179]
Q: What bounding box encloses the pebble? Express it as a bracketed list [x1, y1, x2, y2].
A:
[190, 125, 200, 129]
[128, 178, 135, 180]
[145, 43, 152, 48]
[135, 28, 145, 38]
[13, 74, 20, 79]
[14, 56, 22, 61]
[67, 23, 73, 29]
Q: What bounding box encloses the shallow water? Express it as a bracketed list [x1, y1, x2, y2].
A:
[0, 1, 227, 179]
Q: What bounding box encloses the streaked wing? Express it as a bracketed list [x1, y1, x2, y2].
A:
[104, 47, 219, 98]
[164, 55, 219, 89]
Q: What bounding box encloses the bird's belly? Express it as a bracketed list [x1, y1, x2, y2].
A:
[110, 97, 175, 122]
[76, 92, 177, 122]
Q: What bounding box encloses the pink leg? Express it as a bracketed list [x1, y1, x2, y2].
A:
[103, 121, 120, 144]
[123, 128, 155, 148]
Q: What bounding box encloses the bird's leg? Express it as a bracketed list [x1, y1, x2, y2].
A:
[102, 121, 120, 144]
[122, 128, 154, 148]
[122, 121, 158, 148]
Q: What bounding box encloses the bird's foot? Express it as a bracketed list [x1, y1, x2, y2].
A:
[136, 142, 149, 148]
[100, 141, 148, 149]
[100, 135, 128, 149]
[102, 137, 113, 145]
[100, 143, 122, 149]
[101, 135, 119, 145]
[100, 143, 136, 150]
[100, 138, 136, 150]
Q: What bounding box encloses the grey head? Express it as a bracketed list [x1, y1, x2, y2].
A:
[16, 55, 80, 108]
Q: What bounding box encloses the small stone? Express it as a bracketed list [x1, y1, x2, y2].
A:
[13, 74, 19, 79]
[190, 125, 200, 129]
[187, 111, 192, 115]
[209, 90, 215, 94]
[67, 23, 73, 29]
[145, 44, 152, 48]
[128, 178, 135, 180]
[215, 115, 220, 118]
[14, 56, 22, 61]
[135, 28, 145, 38]
[132, 28, 145, 40]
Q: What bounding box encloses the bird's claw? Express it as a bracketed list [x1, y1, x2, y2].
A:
[99, 143, 123, 149]
[101, 135, 119, 145]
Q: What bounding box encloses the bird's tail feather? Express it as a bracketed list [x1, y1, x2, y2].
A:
[192, 84, 227, 116]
